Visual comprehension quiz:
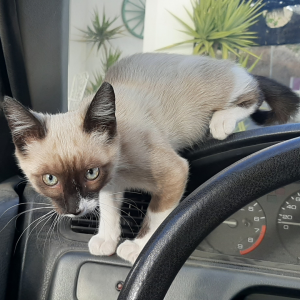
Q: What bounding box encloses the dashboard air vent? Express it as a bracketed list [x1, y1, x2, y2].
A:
[70, 192, 150, 239]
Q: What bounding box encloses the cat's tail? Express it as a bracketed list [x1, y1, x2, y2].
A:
[250, 75, 300, 125]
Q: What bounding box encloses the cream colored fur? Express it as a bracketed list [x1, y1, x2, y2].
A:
[4, 53, 262, 264]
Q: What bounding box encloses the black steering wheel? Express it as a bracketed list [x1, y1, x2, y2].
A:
[118, 137, 300, 300]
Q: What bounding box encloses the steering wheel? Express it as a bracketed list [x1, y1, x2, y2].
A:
[118, 137, 300, 300]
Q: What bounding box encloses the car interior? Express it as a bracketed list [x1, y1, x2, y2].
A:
[1, 0, 300, 300]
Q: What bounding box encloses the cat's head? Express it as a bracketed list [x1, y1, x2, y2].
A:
[2, 82, 119, 217]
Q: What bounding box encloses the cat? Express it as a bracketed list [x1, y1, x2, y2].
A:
[2, 53, 299, 264]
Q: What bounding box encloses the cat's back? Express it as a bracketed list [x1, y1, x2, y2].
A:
[105, 53, 234, 85]
[104, 53, 252, 150]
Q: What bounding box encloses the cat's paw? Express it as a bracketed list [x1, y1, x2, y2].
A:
[88, 235, 118, 256]
[117, 240, 141, 264]
[209, 111, 236, 140]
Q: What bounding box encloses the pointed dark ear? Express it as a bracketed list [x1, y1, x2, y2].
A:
[83, 82, 116, 138]
[2, 97, 47, 152]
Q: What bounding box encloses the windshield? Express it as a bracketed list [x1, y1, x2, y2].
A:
[68, 0, 300, 132]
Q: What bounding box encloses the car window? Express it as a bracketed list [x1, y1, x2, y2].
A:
[68, 0, 300, 132]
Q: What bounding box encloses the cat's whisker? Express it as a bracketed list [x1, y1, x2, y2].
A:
[49, 215, 59, 247]
[35, 193, 52, 203]
[112, 198, 147, 217]
[95, 206, 115, 235]
[107, 191, 142, 197]
[99, 201, 140, 228]
[14, 206, 55, 229]
[43, 214, 57, 255]
[37, 213, 56, 250]
[52, 215, 61, 245]
[0, 202, 53, 221]
[15, 178, 28, 187]
[0, 206, 55, 235]
[14, 210, 55, 254]
[44, 213, 58, 247]
[99, 205, 135, 237]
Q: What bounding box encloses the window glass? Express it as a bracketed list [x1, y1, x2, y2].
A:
[68, 0, 300, 131]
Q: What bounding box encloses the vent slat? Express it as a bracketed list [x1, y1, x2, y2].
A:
[70, 192, 150, 238]
[71, 226, 97, 234]
[72, 219, 99, 226]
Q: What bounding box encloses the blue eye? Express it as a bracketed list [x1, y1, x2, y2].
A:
[42, 174, 58, 186]
[85, 167, 99, 180]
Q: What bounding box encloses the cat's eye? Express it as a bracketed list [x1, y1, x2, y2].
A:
[85, 167, 99, 180]
[42, 174, 58, 186]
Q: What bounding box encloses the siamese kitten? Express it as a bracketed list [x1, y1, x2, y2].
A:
[2, 53, 299, 264]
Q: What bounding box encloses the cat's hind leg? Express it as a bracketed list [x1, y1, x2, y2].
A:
[210, 91, 262, 140]
[116, 147, 189, 264]
[210, 66, 263, 140]
[88, 188, 122, 256]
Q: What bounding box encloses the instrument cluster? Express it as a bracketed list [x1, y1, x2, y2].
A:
[196, 182, 300, 265]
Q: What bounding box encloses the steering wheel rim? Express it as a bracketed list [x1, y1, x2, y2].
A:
[118, 137, 300, 300]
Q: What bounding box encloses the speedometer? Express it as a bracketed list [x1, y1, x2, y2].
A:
[277, 191, 300, 258]
[202, 201, 266, 256]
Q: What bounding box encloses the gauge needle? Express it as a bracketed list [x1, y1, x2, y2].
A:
[223, 219, 237, 227]
[278, 221, 300, 226]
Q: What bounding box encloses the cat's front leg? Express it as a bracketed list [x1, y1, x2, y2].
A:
[116, 208, 175, 264]
[117, 149, 189, 264]
[88, 188, 122, 256]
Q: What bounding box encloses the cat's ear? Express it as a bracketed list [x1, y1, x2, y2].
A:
[83, 82, 116, 138]
[2, 97, 47, 152]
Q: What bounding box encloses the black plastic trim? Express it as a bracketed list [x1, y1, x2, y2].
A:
[0, 0, 69, 113]
[119, 137, 300, 300]
[0, 0, 31, 107]
[183, 123, 300, 161]
[0, 177, 20, 300]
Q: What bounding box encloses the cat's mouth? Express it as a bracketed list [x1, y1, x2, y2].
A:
[63, 208, 87, 218]
[59, 198, 98, 218]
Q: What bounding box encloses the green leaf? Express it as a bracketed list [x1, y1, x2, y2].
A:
[195, 46, 207, 56]
[193, 42, 204, 54]
[78, 8, 124, 53]
[168, 11, 198, 37]
[178, 30, 200, 39]
[208, 31, 234, 39]
[164, 0, 263, 64]
[235, 45, 261, 59]
[184, 6, 193, 20]
[247, 55, 262, 72]
[222, 45, 228, 59]
[156, 39, 199, 51]
[239, 54, 249, 68]
[221, 42, 240, 57]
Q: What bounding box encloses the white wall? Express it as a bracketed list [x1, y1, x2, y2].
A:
[68, 0, 195, 99]
[143, 0, 194, 54]
[68, 0, 143, 97]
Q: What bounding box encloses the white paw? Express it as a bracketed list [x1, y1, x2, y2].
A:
[117, 240, 142, 264]
[209, 111, 237, 140]
[88, 235, 118, 256]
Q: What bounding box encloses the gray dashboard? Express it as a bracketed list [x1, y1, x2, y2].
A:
[195, 182, 300, 268]
[6, 125, 300, 300]
[9, 182, 300, 300]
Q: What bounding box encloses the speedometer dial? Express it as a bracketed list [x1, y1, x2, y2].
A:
[277, 191, 300, 258]
[203, 201, 266, 255]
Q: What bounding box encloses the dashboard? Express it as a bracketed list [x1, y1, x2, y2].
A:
[195, 181, 300, 266]
[7, 124, 300, 300]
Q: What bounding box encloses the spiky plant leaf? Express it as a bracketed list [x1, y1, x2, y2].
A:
[160, 0, 264, 62]
[102, 48, 122, 73]
[85, 48, 122, 95]
[78, 9, 124, 54]
[85, 71, 104, 95]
